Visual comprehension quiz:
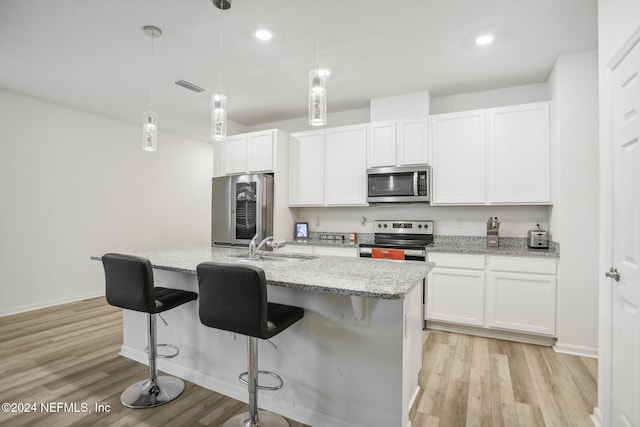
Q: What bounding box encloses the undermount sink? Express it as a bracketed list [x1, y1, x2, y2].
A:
[229, 253, 318, 262]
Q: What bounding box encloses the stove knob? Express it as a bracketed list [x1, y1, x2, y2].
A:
[383, 224, 388, 228]
[418, 224, 422, 229]
[377, 224, 382, 228]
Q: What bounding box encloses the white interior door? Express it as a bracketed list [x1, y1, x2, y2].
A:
[610, 38, 640, 427]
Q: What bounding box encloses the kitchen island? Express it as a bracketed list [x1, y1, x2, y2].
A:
[95, 246, 432, 427]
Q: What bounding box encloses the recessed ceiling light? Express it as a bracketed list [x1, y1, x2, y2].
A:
[475, 34, 495, 46]
[255, 29, 273, 41]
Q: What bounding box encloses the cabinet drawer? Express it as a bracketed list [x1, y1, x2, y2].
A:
[489, 256, 556, 274]
[427, 253, 485, 269]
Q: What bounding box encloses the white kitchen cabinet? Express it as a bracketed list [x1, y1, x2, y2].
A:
[426, 253, 557, 338]
[219, 129, 277, 175]
[367, 119, 429, 168]
[325, 125, 367, 205]
[486, 256, 556, 335]
[488, 103, 551, 204]
[290, 125, 367, 207]
[430, 102, 551, 206]
[426, 253, 486, 326]
[289, 130, 324, 206]
[430, 111, 486, 204]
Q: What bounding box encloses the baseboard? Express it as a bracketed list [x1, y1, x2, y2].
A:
[590, 406, 603, 427]
[119, 346, 360, 427]
[0, 290, 105, 317]
[426, 321, 557, 346]
[553, 342, 599, 359]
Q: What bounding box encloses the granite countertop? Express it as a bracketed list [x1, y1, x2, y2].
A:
[93, 246, 432, 300]
[428, 236, 560, 258]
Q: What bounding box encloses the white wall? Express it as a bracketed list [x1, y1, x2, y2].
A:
[547, 50, 599, 356]
[0, 89, 213, 316]
[296, 205, 550, 238]
[245, 107, 370, 134]
[430, 83, 550, 114]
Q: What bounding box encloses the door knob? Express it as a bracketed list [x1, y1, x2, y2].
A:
[605, 267, 620, 282]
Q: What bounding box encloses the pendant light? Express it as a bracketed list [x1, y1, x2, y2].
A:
[309, 0, 328, 127]
[142, 25, 161, 152]
[211, 0, 229, 141]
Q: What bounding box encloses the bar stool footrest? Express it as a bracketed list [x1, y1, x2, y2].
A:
[239, 370, 284, 391]
[144, 343, 180, 359]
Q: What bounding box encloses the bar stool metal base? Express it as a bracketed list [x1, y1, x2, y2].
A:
[120, 376, 185, 408]
[222, 409, 290, 427]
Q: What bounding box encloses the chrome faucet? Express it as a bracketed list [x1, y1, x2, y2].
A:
[249, 234, 286, 259]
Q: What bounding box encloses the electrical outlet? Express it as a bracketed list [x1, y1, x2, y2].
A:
[456, 217, 463, 228]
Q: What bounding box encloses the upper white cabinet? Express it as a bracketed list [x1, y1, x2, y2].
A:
[325, 125, 368, 205]
[367, 119, 429, 168]
[431, 111, 486, 204]
[430, 102, 551, 205]
[290, 125, 368, 207]
[216, 129, 279, 176]
[488, 103, 551, 203]
[289, 130, 325, 205]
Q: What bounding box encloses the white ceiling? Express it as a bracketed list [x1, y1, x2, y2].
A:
[0, 0, 597, 142]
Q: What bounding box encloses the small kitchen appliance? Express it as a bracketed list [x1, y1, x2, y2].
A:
[366, 166, 430, 203]
[527, 224, 550, 249]
[486, 217, 500, 248]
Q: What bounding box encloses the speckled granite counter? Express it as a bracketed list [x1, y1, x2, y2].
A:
[95, 246, 432, 299]
[429, 236, 559, 258]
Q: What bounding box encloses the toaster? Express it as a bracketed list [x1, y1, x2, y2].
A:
[527, 225, 549, 249]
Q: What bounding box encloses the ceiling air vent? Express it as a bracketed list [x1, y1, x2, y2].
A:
[174, 80, 206, 93]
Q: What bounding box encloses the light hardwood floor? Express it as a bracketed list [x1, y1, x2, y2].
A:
[0, 297, 596, 426]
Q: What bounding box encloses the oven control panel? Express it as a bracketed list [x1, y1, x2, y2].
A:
[373, 220, 434, 235]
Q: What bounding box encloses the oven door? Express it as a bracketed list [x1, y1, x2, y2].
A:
[358, 246, 426, 261]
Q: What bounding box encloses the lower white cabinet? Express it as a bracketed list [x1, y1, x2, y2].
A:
[426, 253, 557, 337]
[486, 256, 557, 335]
[426, 253, 485, 326]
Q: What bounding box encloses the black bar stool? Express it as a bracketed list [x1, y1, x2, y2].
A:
[197, 262, 304, 427]
[102, 253, 198, 408]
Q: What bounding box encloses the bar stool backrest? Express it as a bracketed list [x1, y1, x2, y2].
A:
[102, 253, 156, 313]
[197, 262, 269, 338]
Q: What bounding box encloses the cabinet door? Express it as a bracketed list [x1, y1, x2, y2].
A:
[222, 135, 247, 175]
[289, 131, 324, 206]
[398, 119, 429, 166]
[367, 122, 397, 167]
[488, 103, 551, 204]
[426, 267, 485, 326]
[486, 272, 556, 335]
[430, 111, 486, 204]
[325, 125, 367, 205]
[247, 130, 274, 173]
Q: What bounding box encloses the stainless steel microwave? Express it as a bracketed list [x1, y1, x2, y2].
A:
[366, 166, 430, 203]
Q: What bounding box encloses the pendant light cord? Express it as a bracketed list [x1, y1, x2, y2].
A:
[218, 5, 223, 94]
[149, 30, 156, 109]
[315, 0, 320, 72]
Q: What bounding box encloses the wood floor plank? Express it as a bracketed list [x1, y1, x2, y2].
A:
[0, 298, 598, 427]
[489, 353, 519, 427]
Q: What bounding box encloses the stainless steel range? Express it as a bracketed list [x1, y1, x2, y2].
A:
[358, 220, 434, 261]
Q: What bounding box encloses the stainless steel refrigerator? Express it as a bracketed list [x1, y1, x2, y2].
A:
[211, 174, 274, 247]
